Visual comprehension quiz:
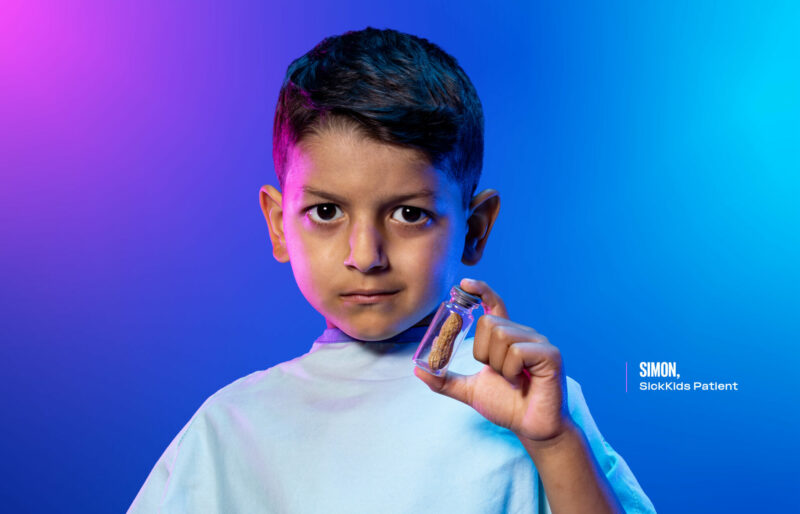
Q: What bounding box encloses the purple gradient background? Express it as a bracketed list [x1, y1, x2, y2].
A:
[2, 1, 798, 512]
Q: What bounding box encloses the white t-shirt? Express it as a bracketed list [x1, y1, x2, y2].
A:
[128, 326, 655, 513]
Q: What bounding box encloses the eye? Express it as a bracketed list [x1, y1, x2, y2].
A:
[391, 206, 431, 225]
[307, 203, 344, 224]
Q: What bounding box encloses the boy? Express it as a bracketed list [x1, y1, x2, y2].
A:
[129, 27, 655, 513]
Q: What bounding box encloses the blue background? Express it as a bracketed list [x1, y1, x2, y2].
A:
[1, 1, 798, 512]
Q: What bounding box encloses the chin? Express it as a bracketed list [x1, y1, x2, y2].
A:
[348, 326, 395, 341]
[343, 319, 405, 341]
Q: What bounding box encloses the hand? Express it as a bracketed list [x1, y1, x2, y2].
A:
[414, 278, 572, 443]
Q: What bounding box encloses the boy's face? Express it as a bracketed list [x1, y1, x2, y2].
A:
[261, 127, 493, 341]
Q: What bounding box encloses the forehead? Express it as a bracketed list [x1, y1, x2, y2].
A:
[283, 129, 460, 206]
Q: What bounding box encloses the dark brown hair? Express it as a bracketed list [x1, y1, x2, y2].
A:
[272, 27, 484, 209]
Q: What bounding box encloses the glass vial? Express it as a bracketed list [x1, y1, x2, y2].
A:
[413, 285, 481, 376]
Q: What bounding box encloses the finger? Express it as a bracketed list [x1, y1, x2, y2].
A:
[488, 325, 545, 377]
[473, 315, 539, 365]
[413, 366, 474, 407]
[473, 314, 501, 364]
[501, 341, 562, 380]
[459, 278, 509, 319]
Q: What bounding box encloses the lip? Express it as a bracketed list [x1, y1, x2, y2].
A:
[340, 290, 400, 304]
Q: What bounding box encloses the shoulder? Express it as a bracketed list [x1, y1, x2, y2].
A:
[128, 355, 316, 513]
[199, 355, 305, 413]
[177, 354, 309, 436]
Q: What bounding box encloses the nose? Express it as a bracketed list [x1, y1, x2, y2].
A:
[343, 220, 388, 273]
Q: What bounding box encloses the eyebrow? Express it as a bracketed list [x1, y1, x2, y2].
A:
[301, 186, 437, 205]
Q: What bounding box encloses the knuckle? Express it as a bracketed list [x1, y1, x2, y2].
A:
[490, 324, 506, 340]
[478, 315, 500, 332]
[545, 345, 562, 365]
[490, 322, 511, 340]
[506, 344, 523, 361]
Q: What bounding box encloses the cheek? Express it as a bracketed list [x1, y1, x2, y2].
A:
[396, 226, 462, 282]
[433, 222, 467, 284]
[284, 220, 328, 290]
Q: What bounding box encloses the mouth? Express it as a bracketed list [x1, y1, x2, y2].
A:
[340, 289, 401, 304]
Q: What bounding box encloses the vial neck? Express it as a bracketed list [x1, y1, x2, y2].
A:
[450, 286, 481, 310]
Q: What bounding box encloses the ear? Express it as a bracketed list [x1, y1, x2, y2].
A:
[462, 189, 500, 265]
[259, 184, 290, 263]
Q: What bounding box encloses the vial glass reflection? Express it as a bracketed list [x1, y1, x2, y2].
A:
[413, 285, 481, 376]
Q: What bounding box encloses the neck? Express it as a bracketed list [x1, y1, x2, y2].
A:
[324, 309, 437, 333]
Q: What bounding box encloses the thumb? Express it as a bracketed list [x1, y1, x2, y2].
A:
[413, 366, 473, 406]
